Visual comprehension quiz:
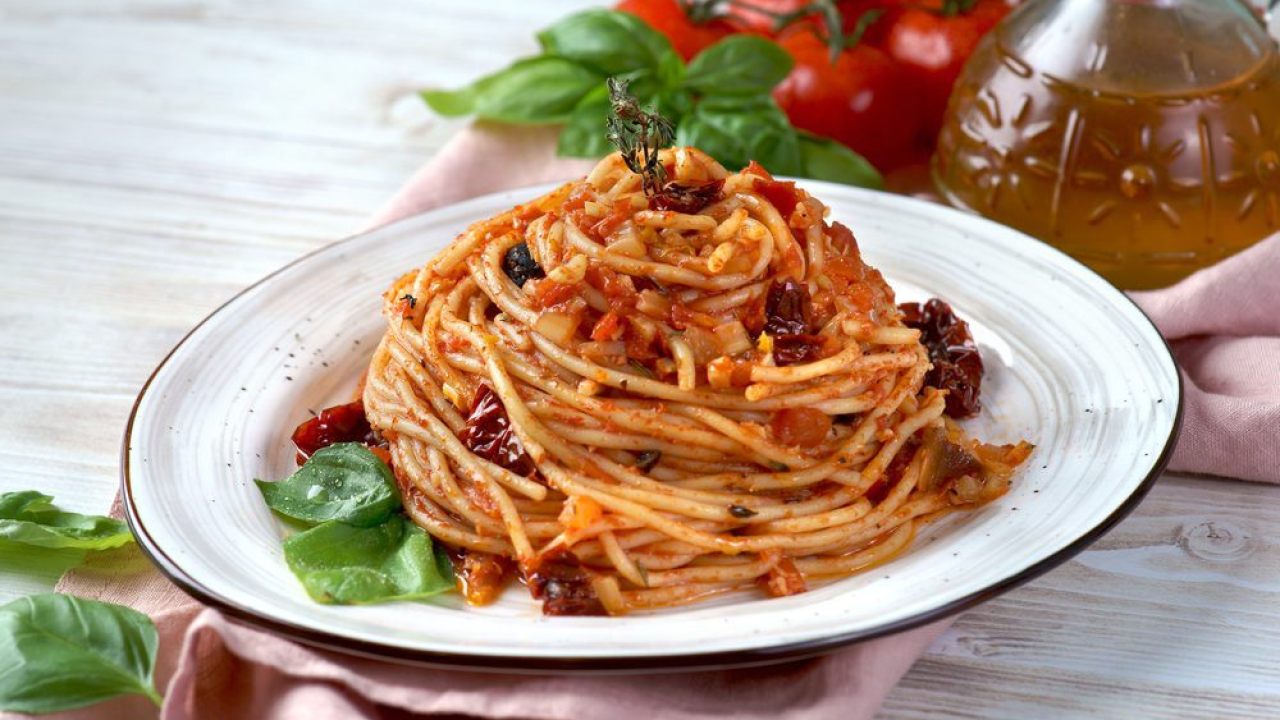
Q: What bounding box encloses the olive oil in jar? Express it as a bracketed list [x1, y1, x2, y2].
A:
[934, 0, 1280, 289]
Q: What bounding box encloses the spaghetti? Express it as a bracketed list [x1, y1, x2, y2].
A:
[360, 147, 1031, 615]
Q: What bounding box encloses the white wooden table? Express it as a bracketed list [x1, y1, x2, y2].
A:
[1, 2, 1276, 717]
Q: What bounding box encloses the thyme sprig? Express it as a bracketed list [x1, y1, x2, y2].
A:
[606, 77, 675, 198]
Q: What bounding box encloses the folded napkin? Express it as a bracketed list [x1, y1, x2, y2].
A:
[1130, 238, 1280, 484]
[20, 124, 1279, 720]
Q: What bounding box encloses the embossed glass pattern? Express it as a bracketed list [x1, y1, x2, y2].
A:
[934, 0, 1280, 288]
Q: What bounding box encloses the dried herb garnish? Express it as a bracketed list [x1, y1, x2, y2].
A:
[606, 77, 674, 198]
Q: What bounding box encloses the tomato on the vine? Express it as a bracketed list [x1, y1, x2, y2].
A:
[722, 0, 818, 35]
[614, 0, 735, 60]
[726, 0, 891, 38]
[772, 29, 921, 171]
[876, 0, 1013, 138]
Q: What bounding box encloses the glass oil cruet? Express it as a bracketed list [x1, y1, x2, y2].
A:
[933, 0, 1280, 289]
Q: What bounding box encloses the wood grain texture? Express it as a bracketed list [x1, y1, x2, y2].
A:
[0, 1, 1276, 717]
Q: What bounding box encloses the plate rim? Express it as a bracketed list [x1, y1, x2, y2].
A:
[120, 182, 1184, 673]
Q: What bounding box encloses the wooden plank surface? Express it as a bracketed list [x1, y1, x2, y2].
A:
[0, 1, 1276, 717]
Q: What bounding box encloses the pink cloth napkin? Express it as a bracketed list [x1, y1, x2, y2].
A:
[1130, 238, 1280, 484]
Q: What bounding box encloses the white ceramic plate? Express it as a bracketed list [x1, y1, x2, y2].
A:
[123, 180, 1180, 672]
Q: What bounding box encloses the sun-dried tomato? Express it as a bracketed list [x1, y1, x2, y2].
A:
[771, 333, 824, 366]
[940, 441, 982, 480]
[650, 179, 724, 214]
[900, 298, 984, 418]
[453, 549, 514, 607]
[291, 400, 377, 463]
[763, 279, 812, 337]
[761, 279, 824, 366]
[457, 384, 535, 476]
[525, 551, 606, 616]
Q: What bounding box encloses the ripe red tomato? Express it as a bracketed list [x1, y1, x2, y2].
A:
[727, 0, 886, 37]
[722, 0, 814, 35]
[772, 29, 921, 171]
[876, 0, 1013, 139]
[615, 0, 735, 61]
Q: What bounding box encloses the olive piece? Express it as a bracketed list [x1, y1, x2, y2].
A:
[502, 243, 544, 288]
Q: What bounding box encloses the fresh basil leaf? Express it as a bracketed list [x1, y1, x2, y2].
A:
[677, 96, 803, 175]
[422, 56, 602, 124]
[799, 133, 885, 189]
[536, 9, 673, 75]
[0, 492, 132, 551]
[255, 443, 399, 528]
[652, 87, 695, 124]
[419, 84, 477, 117]
[684, 36, 793, 97]
[0, 593, 161, 713]
[283, 516, 455, 605]
[656, 48, 686, 89]
[558, 96, 614, 158]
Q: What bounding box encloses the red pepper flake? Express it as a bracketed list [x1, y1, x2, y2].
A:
[458, 384, 535, 476]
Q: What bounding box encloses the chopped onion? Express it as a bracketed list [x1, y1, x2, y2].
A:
[712, 320, 752, 357]
[579, 340, 627, 366]
[707, 356, 734, 389]
[607, 231, 648, 259]
[547, 255, 588, 284]
[534, 311, 580, 346]
[681, 325, 720, 365]
[636, 289, 671, 318]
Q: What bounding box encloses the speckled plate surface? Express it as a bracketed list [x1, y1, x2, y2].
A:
[122, 180, 1181, 672]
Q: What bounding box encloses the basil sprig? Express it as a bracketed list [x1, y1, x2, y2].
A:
[0, 491, 133, 551]
[0, 593, 162, 713]
[422, 9, 882, 189]
[255, 443, 400, 528]
[255, 443, 455, 605]
[283, 516, 454, 605]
